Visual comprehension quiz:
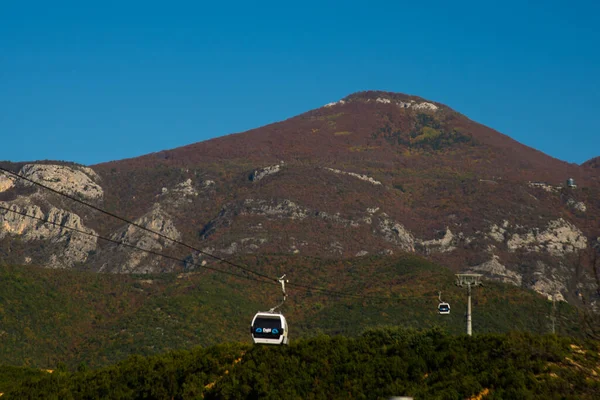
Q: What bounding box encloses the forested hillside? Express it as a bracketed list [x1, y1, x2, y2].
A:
[3, 328, 599, 399]
[1, 254, 595, 370]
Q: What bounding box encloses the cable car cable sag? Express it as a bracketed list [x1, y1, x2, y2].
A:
[0, 204, 429, 302]
[0, 167, 434, 302]
[0, 204, 271, 283]
[0, 166, 277, 283]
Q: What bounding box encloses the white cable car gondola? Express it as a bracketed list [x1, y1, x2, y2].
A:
[438, 291, 450, 315]
[251, 312, 289, 345]
[251, 275, 290, 345]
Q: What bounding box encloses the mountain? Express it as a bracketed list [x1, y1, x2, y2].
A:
[1, 90, 599, 311]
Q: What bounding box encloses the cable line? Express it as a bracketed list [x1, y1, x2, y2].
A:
[0, 204, 427, 302]
[0, 166, 277, 283]
[0, 204, 270, 284]
[0, 167, 429, 302]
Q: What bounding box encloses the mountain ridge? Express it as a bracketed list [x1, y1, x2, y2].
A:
[582, 156, 600, 169]
[94, 91, 595, 186]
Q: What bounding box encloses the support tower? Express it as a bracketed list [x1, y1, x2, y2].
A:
[455, 273, 483, 336]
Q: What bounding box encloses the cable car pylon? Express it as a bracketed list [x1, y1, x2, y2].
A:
[455, 273, 483, 336]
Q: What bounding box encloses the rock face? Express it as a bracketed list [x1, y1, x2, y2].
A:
[468, 255, 522, 286]
[487, 219, 588, 256]
[193, 196, 593, 302]
[157, 178, 205, 209]
[242, 198, 309, 220]
[0, 173, 16, 192]
[324, 168, 382, 186]
[19, 164, 103, 199]
[488, 221, 510, 242]
[418, 228, 457, 254]
[0, 163, 103, 268]
[250, 163, 284, 182]
[567, 198, 586, 213]
[102, 204, 181, 273]
[528, 261, 568, 302]
[0, 201, 97, 268]
[326, 96, 440, 112]
[173, 179, 198, 196]
[528, 181, 559, 193]
[377, 214, 415, 252]
[506, 219, 587, 255]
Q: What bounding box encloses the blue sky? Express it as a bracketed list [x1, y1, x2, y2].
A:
[1, 0, 598, 165]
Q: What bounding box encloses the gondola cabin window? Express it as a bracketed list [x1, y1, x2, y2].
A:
[252, 317, 284, 339]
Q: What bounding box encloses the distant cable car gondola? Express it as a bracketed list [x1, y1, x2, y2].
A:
[251, 275, 290, 345]
[438, 291, 450, 315]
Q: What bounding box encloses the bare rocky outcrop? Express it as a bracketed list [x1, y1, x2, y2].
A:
[507, 218, 587, 255]
[324, 100, 346, 107]
[362, 96, 439, 111]
[0, 172, 16, 192]
[173, 179, 198, 197]
[0, 201, 97, 268]
[528, 261, 567, 302]
[527, 182, 560, 193]
[250, 162, 284, 182]
[377, 214, 415, 252]
[417, 228, 457, 254]
[103, 204, 181, 273]
[567, 198, 587, 213]
[468, 255, 522, 286]
[362, 207, 380, 224]
[412, 102, 439, 111]
[18, 164, 103, 199]
[324, 168, 382, 186]
[158, 178, 202, 205]
[487, 219, 587, 256]
[323, 97, 440, 111]
[241, 199, 309, 220]
[316, 210, 360, 227]
[488, 221, 509, 242]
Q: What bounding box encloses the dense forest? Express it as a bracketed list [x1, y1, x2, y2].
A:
[1, 328, 599, 399]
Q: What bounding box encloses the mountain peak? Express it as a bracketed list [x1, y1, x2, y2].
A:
[324, 90, 442, 112]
